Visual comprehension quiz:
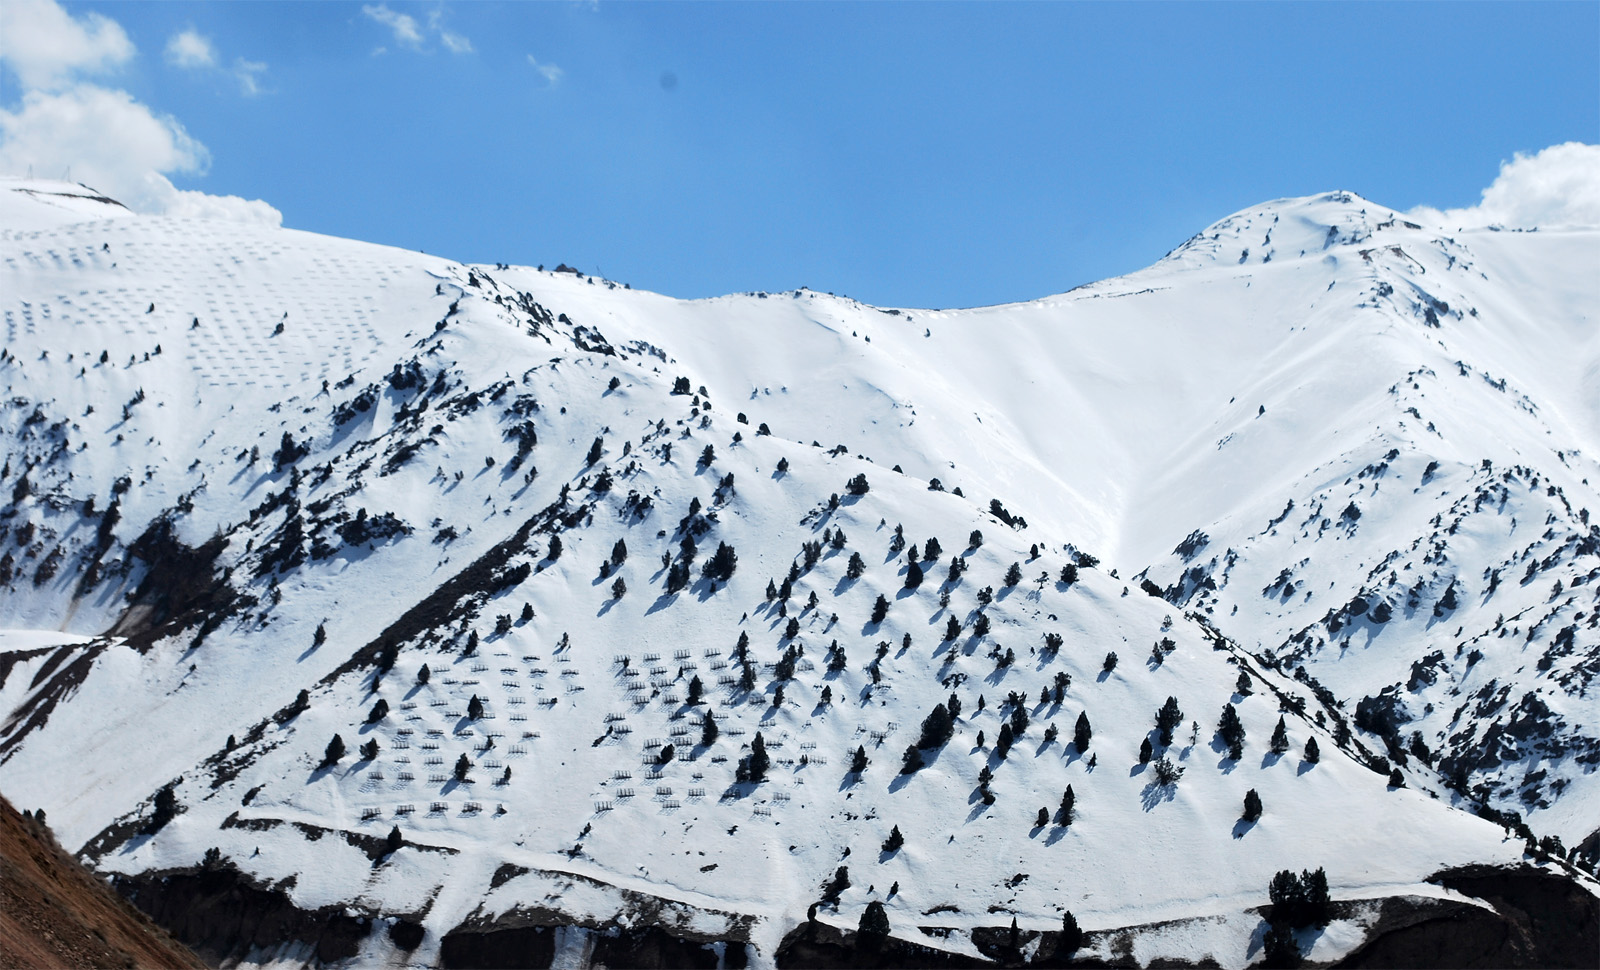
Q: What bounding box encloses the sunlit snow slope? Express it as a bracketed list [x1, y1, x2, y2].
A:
[1, 178, 1594, 968]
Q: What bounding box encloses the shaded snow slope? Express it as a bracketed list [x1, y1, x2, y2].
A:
[0, 182, 1594, 967]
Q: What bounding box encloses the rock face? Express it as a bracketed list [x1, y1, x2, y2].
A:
[0, 795, 204, 970]
[1336, 866, 1600, 970]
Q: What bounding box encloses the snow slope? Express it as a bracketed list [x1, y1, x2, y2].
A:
[0, 179, 1593, 967]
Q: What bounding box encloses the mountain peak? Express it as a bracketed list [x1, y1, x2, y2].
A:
[1158, 190, 1433, 271]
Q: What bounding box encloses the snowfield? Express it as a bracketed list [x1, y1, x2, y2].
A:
[1, 177, 1595, 968]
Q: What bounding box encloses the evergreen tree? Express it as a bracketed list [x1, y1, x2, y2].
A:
[1271, 716, 1291, 754]
[416, 664, 431, 685]
[1155, 696, 1184, 747]
[586, 436, 604, 465]
[611, 575, 627, 598]
[1303, 736, 1320, 763]
[468, 694, 484, 720]
[900, 745, 925, 774]
[701, 709, 719, 746]
[1261, 922, 1302, 969]
[666, 560, 690, 594]
[322, 734, 345, 768]
[784, 617, 800, 639]
[871, 594, 889, 624]
[1074, 711, 1092, 753]
[367, 698, 389, 723]
[149, 785, 179, 832]
[882, 825, 904, 853]
[361, 738, 380, 761]
[1004, 562, 1023, 586]
[846, 552, 865, 579]
[850, 745, 869, 774]
[1102, 651, 1118, 672]
[846, 473, 870, 495]
[1058, 785, 1075, 825]
[521, 602, 535, 622]
[925, 536, 942, 559]
[1235, 669, 1253, 695]
[1059, 563, 1079, 584]
[386, 825, 403, 856]
[1243, 788, 1263, 822]
[699, 444, 716, 466]
[904, 560, 924, 588]
[1036, 807, 1050, 828]
[687, 675, 704, 704]
[996, 721, 1014, 759]
[748, 732, 769, 782]
[858, 900, 891, 947]
[944, 615, 962, 640]
[464, 630, 478, 656]
[455, 753, 471, 781]
[612, 538, 628, 563]
[1139, 736, 1153, 764]
[704, 541, 739, 581]
[1058, 912, 1083, 955]
[766, 578, 779, 600]
[969, 529, 984, 548]
[917, 703, 955, 749]
[1218, 703, 1246, 760]
[1388, 767, 1405, 788]
[547, 535, 562, 560]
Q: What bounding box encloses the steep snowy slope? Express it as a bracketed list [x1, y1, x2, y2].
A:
[0, 179, 1594, 968]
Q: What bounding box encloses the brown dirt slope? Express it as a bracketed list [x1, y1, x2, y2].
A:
[0, 793, 206, 970]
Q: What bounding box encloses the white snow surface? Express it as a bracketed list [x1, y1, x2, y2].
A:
[0, 182, 1594, 967]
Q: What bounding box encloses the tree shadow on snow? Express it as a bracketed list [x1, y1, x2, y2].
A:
[1140, 781, 1176, 811]
[1232, 818, 1258, 840]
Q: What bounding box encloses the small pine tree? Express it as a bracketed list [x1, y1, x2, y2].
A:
[1074, 711, 1092, 753]
[699, 444, 716, 466]
[322, 734, 345, 768]
[871, 594, 889, 624]
[1243, 788, 1263, 821]
[904, 560, 924, 588]
[1218, 704, 1246, 760]
[612, 575, 627, 599]
[1388, 767, 1405, 788]
[468, 694, 484, 720]
[313, 622, 327, 647]
[748, 732, 769, 782]
[1004, 562, 1023, 586]
[846, 473, 870, 495]
[1103, 651, 1118, 672]
[1058, 785, 1075, 825]
[586, 437, 604, 465]
[925, 536, 942, 559]
[455, 753, 471, 781]
[1058, 911, 1083, 955]
[387, 825, 403, 856]
[547, 535, 562, 561]
[882, 825, 904, 852]
[858, 900, 890, 948]
[367, 698, 389, 723]
[1261, 922, 1302, 969]
[944, 615, 961, 641]
[416, 664, 430, 685]
[1155, 696, 1183, 747]
[1059, 563, 1078, 585]
[1036, 807, 1050, 828]
[996, 721, 1014, 759]
[1235, 669, 1253, 695]
[463, 630, 478, 656]
[851, 745, 869, 774]
[901, 744, 925, 774]
[520, 602, 535, 622]
[1271, 716, 1290, 754]
[1304, 736, 1320, 763]
[1139, 736, 1153, 764]
[701, 709, 719, 746]
[361, 738, 380, 761]
[969, 529, 983, 548]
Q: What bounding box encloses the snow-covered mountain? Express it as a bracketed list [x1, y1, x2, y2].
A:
[1, 177, 1595, 968]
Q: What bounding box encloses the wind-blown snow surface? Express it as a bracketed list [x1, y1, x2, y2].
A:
[0, 178, 1594, 966]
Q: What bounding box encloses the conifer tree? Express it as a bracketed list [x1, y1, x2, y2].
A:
[321, 734, 346, 767]
[1004, 562, 1023, 586]
[944, 615, 961, 641]
[1304, 736, 1320, 763]
[1058, 785, 1075, 825]
[1271, 716, 1290, 754]
[612, 575, 627, 599]
[1058, 912, 1083, 955]
[416, 664, 430, 685]
[858, 900, 890, 948]
[851, 745, 869, 774]
[455, 753, 471, 781]
[871, 594, 889, 624]
[882, 825, 904, 852]
[701, 708, 719, 746]
[1036, 807, 1050, 828]
[687, 675, 704, 704]
[1155, 696, 1184, 747]
[1218, 703, 1246, 760]
[1243, 788, 1263, 822]
[996, 721, 1014, 759]
[904, 560, 924, 588]
[1139, 736, 1153, 764]
[1074, 711, 1092, 753]
[387, 825, 403, 856]
[468, 694, 484, 720]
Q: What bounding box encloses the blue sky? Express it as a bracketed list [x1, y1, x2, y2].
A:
[3, 1, 1597, 308]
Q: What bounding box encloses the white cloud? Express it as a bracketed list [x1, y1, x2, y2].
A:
[363, 4, 424, 50]
[440, 31, 473, 54]
[0, 0, 133, 90]
[232, 58, 268, 96]
[165, 29, 217, 69]
[527, 55, 563, 86]
[1412, 142, 1600, 230]
[0, 0, 280, 225]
